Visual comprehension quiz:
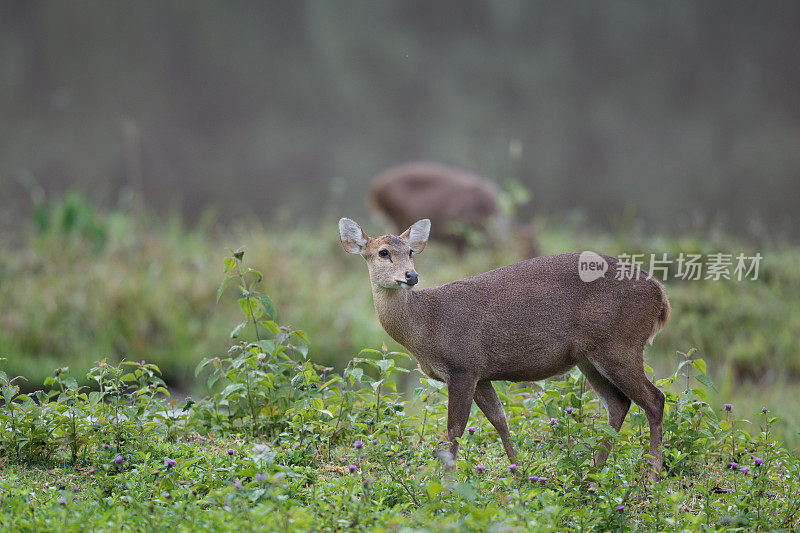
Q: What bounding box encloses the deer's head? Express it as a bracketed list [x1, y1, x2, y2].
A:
[339, 218, 430, 289]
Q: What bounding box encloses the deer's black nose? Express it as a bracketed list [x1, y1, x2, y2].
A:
[405, 271, 418, 286]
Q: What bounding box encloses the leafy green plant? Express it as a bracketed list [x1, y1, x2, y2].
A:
[1, 248, 800, 531]
[194, 248, 327, 440]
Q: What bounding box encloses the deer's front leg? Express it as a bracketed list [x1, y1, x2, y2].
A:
[446, 374, 478, 462]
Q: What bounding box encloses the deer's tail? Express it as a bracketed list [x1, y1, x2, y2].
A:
[648, 280, 670, 345]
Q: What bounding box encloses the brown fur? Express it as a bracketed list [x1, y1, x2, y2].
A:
[339, 217, 669, 478]
[369, 162, 504, 253]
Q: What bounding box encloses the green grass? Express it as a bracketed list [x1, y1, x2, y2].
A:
[1, 241, 800, 531]
[1, 300, 799, 531]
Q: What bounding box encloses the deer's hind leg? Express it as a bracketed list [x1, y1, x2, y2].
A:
[588, 348, 665, 479]
[577, 358, 631, 467]
[474, 380, 517, 460]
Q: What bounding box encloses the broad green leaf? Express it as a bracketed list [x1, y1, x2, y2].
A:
[422, 378, 445, 390]
[291, 330, 310, 344]
[238, 297, 260, 319]
[691, 387, 708, 401]
[376, 359, 394, 373]
[220, 383, 246, 398]
[258, 295, 276, 319]
[344, 367, 364, 383]
[261, 320, 281, 335]
[696, 373, 717, 392]
[195, 357, 211, 377]
[258, 339, 276, 353]
[690, 359, 707, 375]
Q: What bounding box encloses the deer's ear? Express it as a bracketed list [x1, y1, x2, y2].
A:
[400, 219, 430, 254]
[339, 218, 369, 254]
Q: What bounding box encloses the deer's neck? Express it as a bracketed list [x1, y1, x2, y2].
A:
[370, 285, 422, 349]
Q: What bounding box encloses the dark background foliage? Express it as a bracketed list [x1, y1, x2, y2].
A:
[2, 1, 799, 234]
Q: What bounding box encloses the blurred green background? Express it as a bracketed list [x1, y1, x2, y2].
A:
[2, 1, 799, 231]
[1, 2, 799, 445]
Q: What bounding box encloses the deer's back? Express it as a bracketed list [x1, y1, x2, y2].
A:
[369, 162, 500, 236]
[411, 253, 665, 381]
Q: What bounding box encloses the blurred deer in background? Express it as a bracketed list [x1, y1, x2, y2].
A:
[369, 162, 537, 257]
[338, 217, 669, 479]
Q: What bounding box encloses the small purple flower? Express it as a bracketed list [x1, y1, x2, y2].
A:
[467, 426, 476, 435]
[162, 491, 170, 499]
[165, 458, 177, 468]
[617, 504, 625, 513]
[372, 439, 378, 445]
[363, 478, 372, 487]
[549, 418, 558, 426]
[508, 464, 518, 474]
[102, 443, 110, 450]
[528, 476, 537, 482]
[728, 462, 739, 470]
[740, 467, 750, 474]
[58, 496, 66, 506]
[354, 440, 364, 450]
[255, 473, 264, 481]
[724, 403, 733, 411]
[348, 464, 358, 474]
[566, 407, 573, 415]
[233, 478, 243, 489]
[226, 448, 235, 456]
[754, 457, 764, 466]
[476, 464, 485, 474]
[539, 476, 548, 483]
[762, 407, 768, 414]
[113, 455, 123, 465]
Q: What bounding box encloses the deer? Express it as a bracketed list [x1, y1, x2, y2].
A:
[369, 162, 516, 255]
[338, 217, 670, 479]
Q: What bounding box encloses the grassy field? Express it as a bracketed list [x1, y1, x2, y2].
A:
[1, 194, 799, 449]
[1, 246, 799, 531]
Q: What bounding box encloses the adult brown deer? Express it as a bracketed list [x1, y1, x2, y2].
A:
[338, 217, 669, 478]
[369, 162, 508, 255]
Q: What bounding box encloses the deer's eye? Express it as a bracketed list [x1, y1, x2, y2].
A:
[409, 250, 413, 258]
[378, 250, 390, 258]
